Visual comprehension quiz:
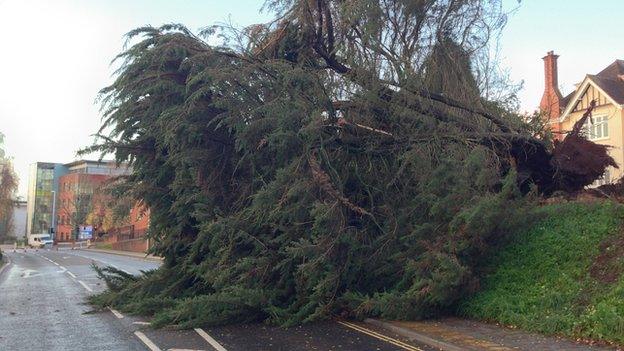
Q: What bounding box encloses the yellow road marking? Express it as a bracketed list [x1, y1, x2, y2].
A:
[338, 320, 423, 351]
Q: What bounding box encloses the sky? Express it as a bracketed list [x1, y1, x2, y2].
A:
[0, 0, 622, 198]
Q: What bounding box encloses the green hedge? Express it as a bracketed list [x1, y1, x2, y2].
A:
[459, 201, 624, 345]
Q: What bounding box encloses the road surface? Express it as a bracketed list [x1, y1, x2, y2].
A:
[0, 248, 435, 351]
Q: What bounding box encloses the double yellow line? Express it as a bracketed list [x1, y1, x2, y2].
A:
[338, 320, 423, 351]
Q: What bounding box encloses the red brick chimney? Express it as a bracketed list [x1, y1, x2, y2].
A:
[540, 51, 563, 121]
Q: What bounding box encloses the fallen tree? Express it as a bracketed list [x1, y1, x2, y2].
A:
[87, 0, 615, 327]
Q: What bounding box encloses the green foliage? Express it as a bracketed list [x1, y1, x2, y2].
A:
[92, 264, 138, 291]
[87, 1, 542, 328]
[459, 201, 624, 345]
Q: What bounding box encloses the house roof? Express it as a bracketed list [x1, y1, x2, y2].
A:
[560, 91, 574, 108]
[596, 59, 624, 79]
[588, 74, 624, 105]
[590, 60, 624, 104]
[558, 60, 624, 122]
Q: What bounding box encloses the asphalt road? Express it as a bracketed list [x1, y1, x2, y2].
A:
[0, 248, 436, 351]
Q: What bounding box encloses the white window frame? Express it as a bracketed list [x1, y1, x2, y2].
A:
[583, 115, 609, 141]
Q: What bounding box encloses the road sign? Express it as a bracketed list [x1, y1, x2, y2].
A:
[79, 225, 93, 240]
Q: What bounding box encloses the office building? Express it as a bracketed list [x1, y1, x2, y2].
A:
[26, 160, 133, 242]
[25, 162, 66, 237]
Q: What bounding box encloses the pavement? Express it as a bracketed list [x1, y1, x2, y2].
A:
[365, 318, 619, 351]
[0, 247, 435, 351]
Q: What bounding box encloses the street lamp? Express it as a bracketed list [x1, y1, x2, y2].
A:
[50, 190, 56, 242]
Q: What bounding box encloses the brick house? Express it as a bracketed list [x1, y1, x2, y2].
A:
[55, 160, 132, 242]
[56, 172, 109, 242]
[540, 51, 624, 184]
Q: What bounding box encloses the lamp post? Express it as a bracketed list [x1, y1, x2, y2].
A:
[50, 190, 56, 242]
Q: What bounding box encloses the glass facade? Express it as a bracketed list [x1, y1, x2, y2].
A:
[26, 160, 128, 240]
[26, 163, 67, 237]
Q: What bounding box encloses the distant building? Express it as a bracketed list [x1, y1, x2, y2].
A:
[56, 173, 109, 242]
[56, 160, 131, 241]
[540, 51, 624, 185]
[26, 160, 131, 241]
[56, 160, 130, 242]
[63, 160, 130, 177]
[26, 162, 67, 237]
[11, 200, 27, 240]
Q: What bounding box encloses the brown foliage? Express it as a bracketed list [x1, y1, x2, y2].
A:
[551, 101, 618, 193]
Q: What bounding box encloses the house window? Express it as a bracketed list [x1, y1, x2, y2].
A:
[584, 115, 609, 140]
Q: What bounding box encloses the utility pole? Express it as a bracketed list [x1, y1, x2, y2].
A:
[50, 190, 56, 242]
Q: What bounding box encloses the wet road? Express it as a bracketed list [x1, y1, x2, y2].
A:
[0, 248, 150, 350]
[0, 248, 436, 351]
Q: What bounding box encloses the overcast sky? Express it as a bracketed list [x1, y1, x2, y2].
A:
[0, 0, 622, 198]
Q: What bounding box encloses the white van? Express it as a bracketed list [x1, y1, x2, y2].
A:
[28, 234, 53, 249]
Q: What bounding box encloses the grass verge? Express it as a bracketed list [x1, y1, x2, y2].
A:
[459, 201, 624, 345]
[94, 242, 114, 250]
